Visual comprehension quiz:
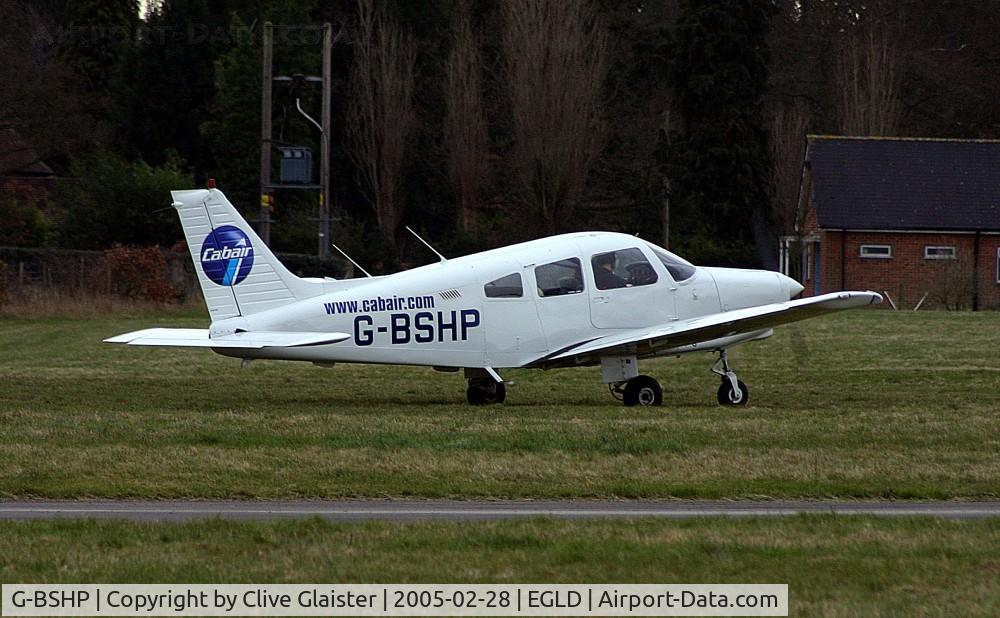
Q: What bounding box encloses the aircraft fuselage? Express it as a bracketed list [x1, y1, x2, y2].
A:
[210, 232, 800, 369]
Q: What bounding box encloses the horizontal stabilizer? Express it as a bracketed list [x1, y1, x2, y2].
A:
[104, 328, 349, 349]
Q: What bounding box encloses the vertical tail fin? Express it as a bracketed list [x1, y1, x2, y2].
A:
[171, 188, 321, 319]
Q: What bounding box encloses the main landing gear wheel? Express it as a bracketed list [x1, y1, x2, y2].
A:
[711, 349, 749, 406]
[621, 375, 663, 407]
[466, 377, 506, 405]
[717, 379, 749, 406]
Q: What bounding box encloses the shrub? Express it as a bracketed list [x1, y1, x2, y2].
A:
[103, 244, 177, 302]
[0, 261, 8, 306]
[52, 149, 192, 250]
[930, 258, 975, 310]
[0, 195, 49, 247]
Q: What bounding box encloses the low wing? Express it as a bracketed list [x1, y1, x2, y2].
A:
[529, 291, 882, 367]
[104, 328, 350, 349]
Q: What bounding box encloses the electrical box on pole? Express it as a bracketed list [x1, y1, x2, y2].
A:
[279, 147, 313, 184]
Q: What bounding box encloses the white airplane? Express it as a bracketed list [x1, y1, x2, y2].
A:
[107, 187, 882, 407]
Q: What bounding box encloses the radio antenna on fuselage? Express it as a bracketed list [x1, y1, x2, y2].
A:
[330, 243, 373, 278]
[405, 226, 447, 263]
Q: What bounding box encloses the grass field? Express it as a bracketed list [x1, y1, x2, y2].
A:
[3, 309, 1000, 615]
[2, 516, 1000, 616]
[1, 309, 999, 499]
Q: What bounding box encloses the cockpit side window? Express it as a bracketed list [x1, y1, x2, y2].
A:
[591, 248, 658, 290]
[648, 244, 697, 282]
[535, 258, 584, 297]
[484, 272, 523, 298]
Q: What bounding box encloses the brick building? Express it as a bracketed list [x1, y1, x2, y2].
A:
[0, 123, 56, 205]
[791, 136, 1000, 310]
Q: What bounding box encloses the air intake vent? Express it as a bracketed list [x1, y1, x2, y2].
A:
[438, 289, 462, 300]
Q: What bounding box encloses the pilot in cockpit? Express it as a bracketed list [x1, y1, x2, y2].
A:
[593, 252, 628, 290]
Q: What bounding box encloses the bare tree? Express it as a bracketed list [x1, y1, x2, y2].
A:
[345, 0, 417, 253]
[501, 0, 609, 234]
[837, 22, 900, 135]
[444, 0, 490, 235]
[766, 102, 810, 235]
[0, 3, 101, 175]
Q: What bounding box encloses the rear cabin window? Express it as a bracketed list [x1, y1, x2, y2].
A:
[591, 248, 658, 290]
[647, 244, 696, 281]
[535, 258, 584, 297]
[484, 273, 523, 298]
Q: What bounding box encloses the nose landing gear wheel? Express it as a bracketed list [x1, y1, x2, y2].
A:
[622, 375, 663, 407]
[711, 349, 749, 406]
[717, 379, 749, 406]
[467, 378, 506, 405]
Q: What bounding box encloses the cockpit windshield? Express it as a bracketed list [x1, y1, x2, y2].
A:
[646, 243, 697, 282]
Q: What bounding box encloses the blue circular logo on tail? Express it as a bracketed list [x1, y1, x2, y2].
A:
[200, 226, 254, 286]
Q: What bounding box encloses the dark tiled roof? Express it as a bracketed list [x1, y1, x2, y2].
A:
[807, 136, 1000, 231]
[0, 124, 53, 177]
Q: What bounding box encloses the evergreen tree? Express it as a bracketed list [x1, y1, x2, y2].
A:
[116, 0, 231, 169]
[200, 14, 261, 212]
[594, 0, 675, 240]
[53, 149, 192, 249]
[664, 0, 776, 267]
[60, 0, 139, 120]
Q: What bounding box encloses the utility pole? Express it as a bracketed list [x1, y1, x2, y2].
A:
[662, 177, 671, 250]
[660, 110, 672, 251]
[259, 22, 334, 258]
[259, 22, 274, 246]
[319, 22, 332, 258]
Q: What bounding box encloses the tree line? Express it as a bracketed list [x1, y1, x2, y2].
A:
[2, 0, 999, 271]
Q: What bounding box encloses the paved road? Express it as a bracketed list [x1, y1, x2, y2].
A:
[3, 500, 1000, 521]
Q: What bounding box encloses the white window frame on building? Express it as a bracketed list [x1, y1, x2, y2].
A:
[996, 247, 1000, 284]
[924, 245, 957, 260]
[859, 244, 892, 259]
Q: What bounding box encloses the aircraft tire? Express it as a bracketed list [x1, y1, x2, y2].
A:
[622, 375, 663, 407]
[717, 379, 749, 406]
[467, 378, 506, 405]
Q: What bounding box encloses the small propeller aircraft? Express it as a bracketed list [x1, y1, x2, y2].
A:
[107, 187, 882, 406]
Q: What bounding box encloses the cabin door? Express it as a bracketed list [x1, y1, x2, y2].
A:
[588, 246, 676, 329]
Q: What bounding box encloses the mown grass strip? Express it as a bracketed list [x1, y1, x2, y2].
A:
[1, 311, 998, 499]
[1, 516, 999, 616]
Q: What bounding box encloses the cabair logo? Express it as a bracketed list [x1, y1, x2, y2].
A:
[200, 225, 254, 286]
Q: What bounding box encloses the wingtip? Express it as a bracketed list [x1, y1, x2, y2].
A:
[104, 332, 138, 344]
